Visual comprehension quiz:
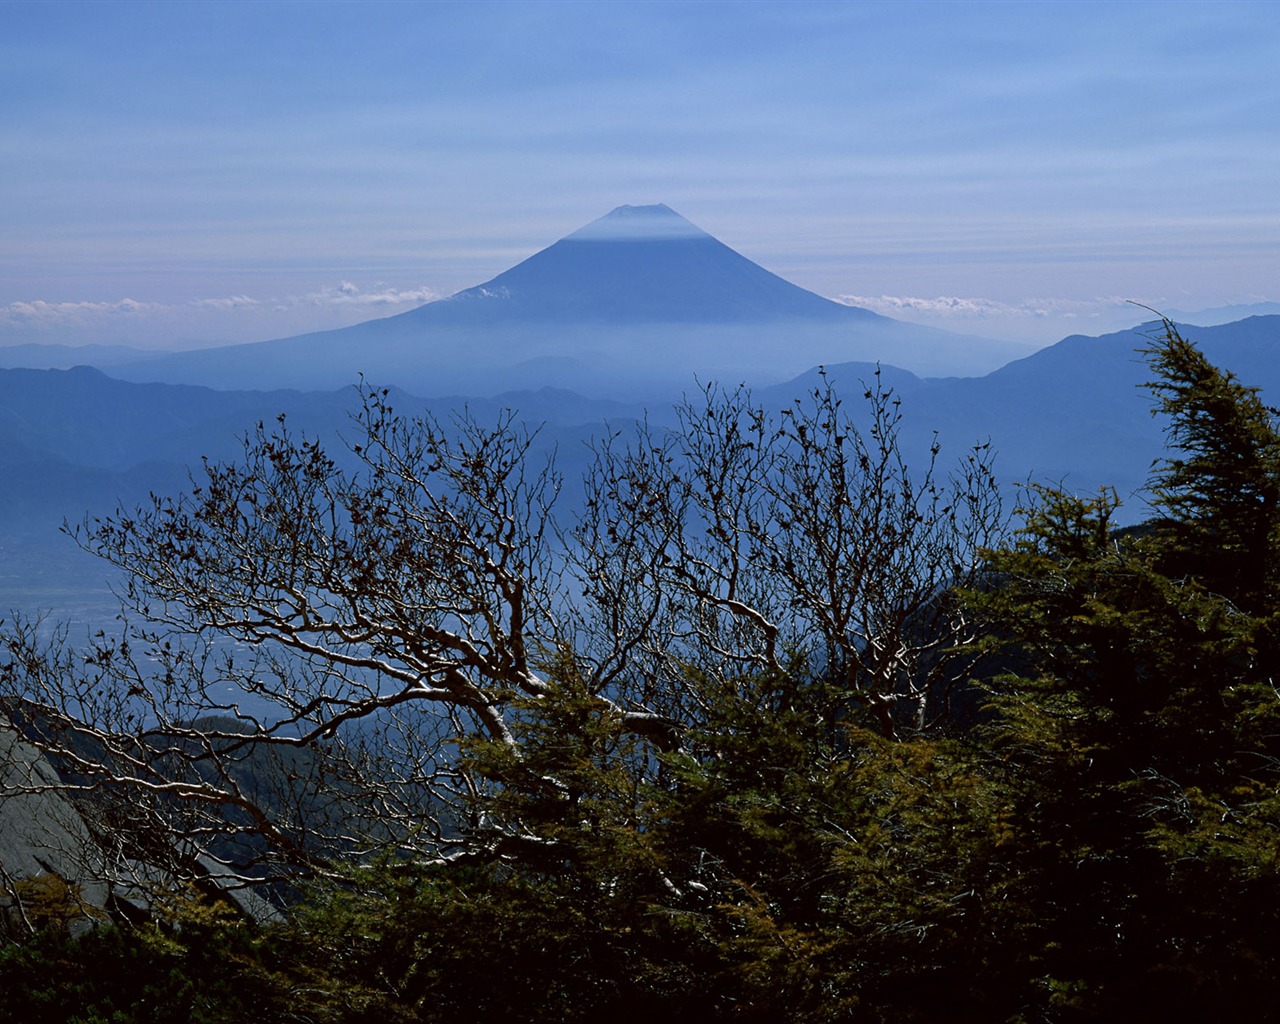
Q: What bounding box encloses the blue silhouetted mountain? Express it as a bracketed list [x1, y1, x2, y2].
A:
[791, 315, 1280, 514]
[6, 315, 1280, 625]
[419, 204, 882, 325]
[109, 205, 1030, 396]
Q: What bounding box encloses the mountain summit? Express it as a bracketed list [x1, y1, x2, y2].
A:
[421, 203, 879, 325]
[565, 203, 710, 241]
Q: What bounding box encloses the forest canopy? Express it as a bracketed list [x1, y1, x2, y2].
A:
[2, 323, 1279, 1023]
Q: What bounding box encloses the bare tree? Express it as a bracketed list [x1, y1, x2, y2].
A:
[3, 388, 572, 888]
[574, 369, 1003, 739]
[1, 374, 1003, 892]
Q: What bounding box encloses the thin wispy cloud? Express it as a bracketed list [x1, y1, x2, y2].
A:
[837, 294, 1135, 322]
[0, 283, 443, 348]
[290, 282, 441, 310]
[189, 295, 261, 311]
[2, 298, 166, 325]
[832, 293, 1153, 345]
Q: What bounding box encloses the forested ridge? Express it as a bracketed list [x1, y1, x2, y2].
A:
[3, 323, 1279, 1023]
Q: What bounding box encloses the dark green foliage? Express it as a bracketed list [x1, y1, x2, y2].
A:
[257, 666, 1018, 1024]
[964, 322, 1280, 1020]
[0, 905, 284, 1024]
[1143, 322, 1280, 611]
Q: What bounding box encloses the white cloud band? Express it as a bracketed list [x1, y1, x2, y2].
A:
[1, 283, 441, 330]
[836, 293, 1135, 322]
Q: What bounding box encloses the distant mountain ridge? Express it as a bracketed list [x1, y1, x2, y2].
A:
[1166, 301, 1280, 327]
[4, 313, 1280, 644]
[6, 315, 1279, 535]
[0, 342, 149, 371]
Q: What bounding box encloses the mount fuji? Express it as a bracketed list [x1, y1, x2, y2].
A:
[113, 205, 1028, 397]
[421, 203, 876, 325]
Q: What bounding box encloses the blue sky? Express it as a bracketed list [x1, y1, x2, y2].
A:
[3, 0, 1279, 352]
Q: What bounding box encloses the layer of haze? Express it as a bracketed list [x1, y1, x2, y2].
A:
[3, 0, 1279, 360]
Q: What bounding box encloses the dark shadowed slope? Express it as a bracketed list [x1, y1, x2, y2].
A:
[109, 205, 1028, 395]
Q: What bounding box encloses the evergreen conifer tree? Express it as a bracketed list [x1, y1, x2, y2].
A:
[966, 322, 1280, 1020]
[1142, 320, 1280, 612]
